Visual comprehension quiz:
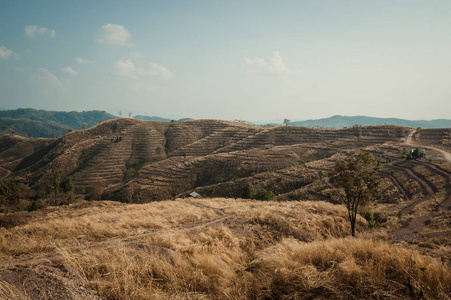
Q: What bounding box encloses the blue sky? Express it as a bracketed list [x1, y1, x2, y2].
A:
[1, 0, 450, 122]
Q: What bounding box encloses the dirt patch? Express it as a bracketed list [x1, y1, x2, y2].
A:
[0, 265, 99, 299]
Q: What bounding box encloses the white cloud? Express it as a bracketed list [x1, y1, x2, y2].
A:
[115, 58, 137, 78]
[149, 62, 172, 78]
[244, 57, 267, 67]
[115, 58, 172, 78]
[62, 66, 78, 75]
[75, 57, 94, 64]
[96, 24, 131, 46]
[37, 68, 61, 86]
[244, 51, 298, 75]
[0, 46, 15, 60]
[25, 25, 56, 38]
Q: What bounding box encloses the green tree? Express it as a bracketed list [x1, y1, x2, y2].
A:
[352, 124, 362, 143]
[60, 176, 74, 194]
[329, 152, 380, 237]
[243, 182, 257, 199]
[283, 119, 291, 127]
[49, 172, 61, 205]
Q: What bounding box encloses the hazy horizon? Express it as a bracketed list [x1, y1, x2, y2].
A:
[1, 1, 450, 122]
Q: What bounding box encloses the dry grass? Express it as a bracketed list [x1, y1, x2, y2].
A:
[1, 198, 450, 299]
[0, 280, 29, 300]
[1, 198, 449, 299]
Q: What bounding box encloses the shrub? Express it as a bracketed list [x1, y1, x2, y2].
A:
[242, 182, 257, 199]
[258, 189, 276, 201]
[363, 208, 378, 228]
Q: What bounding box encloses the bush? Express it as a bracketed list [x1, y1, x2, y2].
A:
[242, 182, 257, 199]
[27, 199, 47, 212]
[363, 208, 378, 228]
[258, 188, 276, 201]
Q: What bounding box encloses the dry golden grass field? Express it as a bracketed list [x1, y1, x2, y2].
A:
[1, 198, 450, 299]
[0, 119, 450, 299]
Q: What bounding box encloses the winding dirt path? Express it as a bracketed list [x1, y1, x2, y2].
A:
[378, 170, 410, 201]
[405, 129, 451, 162]
[390, 129, 451, 241]
[388, 162, 436, 216]
[0, 166, 11, 180]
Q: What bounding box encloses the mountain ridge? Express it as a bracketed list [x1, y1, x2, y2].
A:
[0, 108, 116, 137]
[290, 115, 451, 129]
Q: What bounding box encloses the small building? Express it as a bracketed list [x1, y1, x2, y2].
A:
[410, 148, 426, 158]
[189, 191, 202, 198]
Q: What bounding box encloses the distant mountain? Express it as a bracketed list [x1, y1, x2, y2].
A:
[0, 108, 116, 137]
[134, 115, 193, 122]
[291, 115, 451, 129]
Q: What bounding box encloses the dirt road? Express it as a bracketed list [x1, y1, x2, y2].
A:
[405, 129, 451, 161]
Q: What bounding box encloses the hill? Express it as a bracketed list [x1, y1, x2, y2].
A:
[0, 108, 116, 137]
[134, 115, 193, 122]
[291, 115, 451, 129]
[0, 118, 414, 200]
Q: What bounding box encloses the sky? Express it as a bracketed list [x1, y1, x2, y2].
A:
[0, 0, 450, 122]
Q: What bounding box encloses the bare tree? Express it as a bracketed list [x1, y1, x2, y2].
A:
[82, 122, 88, 130]
[128, 112, 132, 118]
[119, 111, 122, 117]
[283, 119, 291, 127]
[91, 178, 107, 201]
[329, 152, 380, 237]
[352, 124, 362, 143]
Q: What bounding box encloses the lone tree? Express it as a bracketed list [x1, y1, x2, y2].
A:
[283, 119, 291, 127]
[82, 122, 88, 130]
[91, 178, 107, 201]
[352, 124, 362, 143]
[329, 152, 380, 237]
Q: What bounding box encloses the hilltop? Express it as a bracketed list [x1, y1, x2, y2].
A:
[290, 115, 451, 129]
[134, 115, 193, 122]
[0, 108, 116, 137]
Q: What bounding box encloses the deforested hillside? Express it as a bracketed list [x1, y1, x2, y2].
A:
[0, 118, 411, 201]
[414, 128, 451, 151]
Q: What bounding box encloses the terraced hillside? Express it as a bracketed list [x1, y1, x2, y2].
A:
[415, 128, 451, 151]
[0, 119, 447, 207]
[0, 119, 413, 200]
